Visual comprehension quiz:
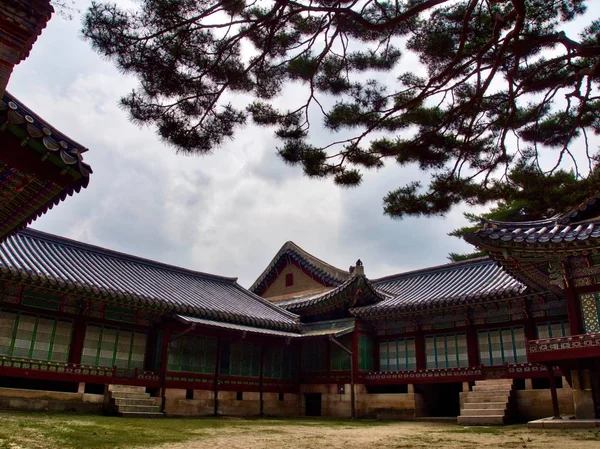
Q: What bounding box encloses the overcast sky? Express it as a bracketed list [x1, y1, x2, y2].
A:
[7, 1, 593, 288]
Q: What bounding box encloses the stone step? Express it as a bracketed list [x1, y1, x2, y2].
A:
[465, 394, 510, 403]
[117, 404, 161, 413]
[467, 391, 511, 402]
[463, 402, 508, 410]
[461, 408, 507, 416]
[457, 415, 505, 426]
[113, 397, 158, 406]
[109, 385, 147, 394]
[110, 392, 151, 399]
[118, 411, 164, 418]
[474, 380, 514, 387]
[472, 385, 512, 392]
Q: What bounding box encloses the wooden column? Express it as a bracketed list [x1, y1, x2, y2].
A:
[326, 338, 332, 382]
[415, 328, 426, 370]
[547, 364, 561, 419]
[563, 260, 583, 335]
[466, 322, 479, 367]
[68, 313, 87, 364]
[213, 337, 221, 417]
[351, 329, 359, 376]
[565, 285, 583, 336]
[259, 343, 265, 417]
[159, 327, 171, 413]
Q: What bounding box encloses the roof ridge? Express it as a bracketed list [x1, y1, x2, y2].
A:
[19, 227, 238, 284]
[373, 256, 493, 284]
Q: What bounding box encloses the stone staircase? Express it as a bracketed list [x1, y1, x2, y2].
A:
[105, 385, 163, 418]
[457, 379, 514, 426]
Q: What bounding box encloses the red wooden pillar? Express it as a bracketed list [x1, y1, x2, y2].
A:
[562, 260, 583, 335]
[466, 324, 479, 367]
[68, 313, 87, 364]
[159, 327, 171, 413]
[565, 285, 583, 336]
[326, 337, 332, 382]
[524, 308, 537, 345]
[547, 364, 561, 419]
[415, 328, 426, 370]
[351, 329, 359, 375]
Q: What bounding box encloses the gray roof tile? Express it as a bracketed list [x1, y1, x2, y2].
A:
[352, 257, 527, 316]
[0, 229, 300, 331]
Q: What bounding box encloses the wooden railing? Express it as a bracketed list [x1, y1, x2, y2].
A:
[527, 332, 600, 363]
[363, 366, 484, 384]
[0, 355, 160, 386]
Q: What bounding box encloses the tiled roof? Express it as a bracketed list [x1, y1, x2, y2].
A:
[177, 316, 355, 338]
[176, 315, 301, 338]
[277, 274, 388, 316]
[352, 257, 527, 317]
[250, 241, 350, 295]
[468, 218, 600, 245]
[1, 92, 92, 178]
[465, 195, 600, 247]
[0, 229, 300, 331]
[0, 92, 92, 240]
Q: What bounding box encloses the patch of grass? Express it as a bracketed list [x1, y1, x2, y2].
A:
[0, 412, 395, 449]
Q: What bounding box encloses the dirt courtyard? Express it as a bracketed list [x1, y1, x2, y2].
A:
[0, 412, 598, 449]
[162, 419, 599, 449]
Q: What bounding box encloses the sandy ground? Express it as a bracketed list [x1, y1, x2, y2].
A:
[160, 420, 600, 449]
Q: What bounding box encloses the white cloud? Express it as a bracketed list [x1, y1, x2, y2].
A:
[8, 2, 496, 289]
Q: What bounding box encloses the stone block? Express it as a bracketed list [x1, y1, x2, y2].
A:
[165, 389, 187, 399]
[573, 390, 595, 419]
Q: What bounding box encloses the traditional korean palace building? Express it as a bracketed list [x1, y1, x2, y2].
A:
[0, 0, 598, 425]
[0, 199, 599, 424]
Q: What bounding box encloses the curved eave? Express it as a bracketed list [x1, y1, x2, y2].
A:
[465, 231, 600, 253]
[350, 285, 533, 320]
[0, 177, 89, 242]
[279, 275, 387, 316]
[0, 265, 300, 333]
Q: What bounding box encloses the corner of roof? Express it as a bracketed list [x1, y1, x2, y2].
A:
[558, 194, 600, 224]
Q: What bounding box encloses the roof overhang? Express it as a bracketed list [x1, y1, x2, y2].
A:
[0, 93, 92, 240]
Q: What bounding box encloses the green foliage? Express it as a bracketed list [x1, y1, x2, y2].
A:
[83, 0, 600, 218]
[447, 165, 600, 261]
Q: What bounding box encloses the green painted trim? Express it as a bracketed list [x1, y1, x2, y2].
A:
[95, 327, 104, 366]
[28, 317, 39, 359]
[7, 312, 19, 357]
[47, 319, 57, 361]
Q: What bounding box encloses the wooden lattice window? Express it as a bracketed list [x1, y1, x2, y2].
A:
[81, 325, 146, 369]
[301, 339, 327, 372]
[478, 327, 526, 366]
[264, 345, 298, 379]
[219, 341, 261, 377]
[0, 310, 72, 362]
[425, 333, 468, 369]
[358, 334, 374, 371]
[536, 321, 569, 339]
[168, 335, 217, 373]
[330, 335, 351, 371]
[379, 338, 416, 371]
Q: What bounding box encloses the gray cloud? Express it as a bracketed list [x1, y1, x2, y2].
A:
[8, 2, 504, 290]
